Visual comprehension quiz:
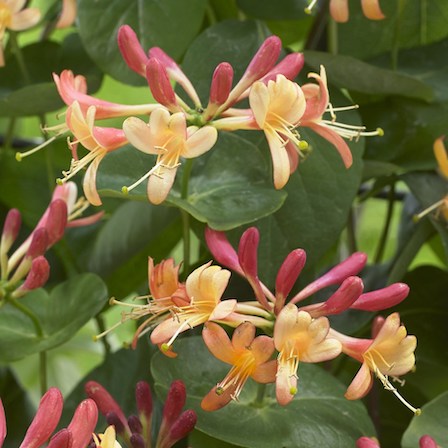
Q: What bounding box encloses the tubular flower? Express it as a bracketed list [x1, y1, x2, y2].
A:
[300, 65, 383, 169]
[274, 306, 341, 405]
[0, 0, 41, 66]
[123, 108, 218, 204]
[59, 101, 128, 206]
[249, 74, 307, 189]
[331, 313, 420, 414]
[201, 322, 277, 411]
[414, 136, 448, 221]
[151, 262, 236, 355]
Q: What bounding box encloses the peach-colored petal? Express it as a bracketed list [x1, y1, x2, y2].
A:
[6, 0, 27, 13]
[345, 362, 373, 400]
[251, 359, 277, 383]
[150, 316, 184, 345]
[185, 126, 218, 158]
[329, 0, 349, 23]
[275, 365, 297, 405]
[232, 321, 256, 352]
[274, 304, 300, 350]
[9, 8, 40, 31]
[209, 299, 237, 320]
[285, 140, 299, 174]
[202, 322, 235, 365]
[123, 117, 156, 154]
[201, 384, 234, 411]
[56, 0, 77, 28]
[83, 152, 106, 206]
[265, 130, 291, 189]
[361, 0, 385, 20]
[251, 335, 275, 364]
[186, 264, 230, 305]
[249, 81, 269, 128]
[147, 165, 177, 204]
[303, 338, 341, 363]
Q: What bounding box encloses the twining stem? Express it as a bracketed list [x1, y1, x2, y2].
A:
[3, 117, 17, 150]
[8, 31, 31, 84]
[374, 180, 396, 263]
[346, 207, 358, 254]
[39, 351, 48, 395]
[39, 114, 56, 190]
[253, 383, 267, 407]
[391, 0, 406, 70]
[180, 160, 194, 276]
[95, 315, 111, 357]
[328, 17, 338, 55]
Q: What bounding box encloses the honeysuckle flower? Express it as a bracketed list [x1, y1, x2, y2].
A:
[331, 313, 420, 414]
[201, 321, 277, 411]
[249, 74, 307, 189]
[357, 435, 440, 448]
[300, 65, 383, 169]
[0, 0, 41, 66]
[123, 108, 217, 204]
[329, 0, 385, 23]
[92, 426, 122, 448]
[59, 101, 128, 206]
[414, 136, 448, 222]
[55, 0, 76, 28]
[151, 262, 236, 355]
[53, 70, 161, 119]
[274, 306, 341, 405]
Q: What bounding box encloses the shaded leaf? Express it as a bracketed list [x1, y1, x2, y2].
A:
[236, 0, 309, 20]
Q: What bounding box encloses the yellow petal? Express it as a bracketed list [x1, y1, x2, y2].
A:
[434, 136, 448, 179]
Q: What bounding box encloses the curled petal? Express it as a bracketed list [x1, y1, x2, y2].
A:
[201, 384, 234, 412]
[123, 117, 156, 154]
[9, 8, 41, 31]
[185, 126, 218, 158]
[275, 365, 297, 406]
[345, 362, 373, 400]
[434, 136, 448, 179]
[251, 359, 277, 383]
[147, 166, 178, 205]
[209, 299, 237, 321]
[202, 322, 235, 365]
[56, 0, 77, 28]
[361, 0, 385, 20]
[83, 152, 107, 206]
[329, 0, 349, 23]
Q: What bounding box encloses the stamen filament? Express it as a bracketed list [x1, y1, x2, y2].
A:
[16, 136, 58, 161]
[413, 199, 445, 221]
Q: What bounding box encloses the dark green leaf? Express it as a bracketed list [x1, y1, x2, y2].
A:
[77, 0, 207, 85]
[402, 391, 448, 448]
[236, 0, 309, 20]
[304, 51, 433, 101]
[151, 336, 375, 448]
[0, 274, 108, 362]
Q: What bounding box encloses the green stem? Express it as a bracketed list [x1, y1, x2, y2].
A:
[391, 0, 406, 70]
[8, 31, 31, 84]
[39, 114, 55, 189]
[205, 2, 218, 25]
[387, 219, 435, 284]
[328, 17, 338, 55]
[180, 160, 193, 276]
[253, 383, 267, 407]
[3, 117, 17, 150]
[39, 351, 48, 395]
[374, 180, 396, 264]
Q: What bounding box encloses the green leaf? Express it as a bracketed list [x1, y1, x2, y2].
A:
[401, 391, 448, 448]
[0, 274, 108, 362]
[236, 0, 309, 20]
[339, 0, 448, 60]
[89, 201, 181, 297]
[97, 134, 287, 231]
[0, 34, 102, 117]
[304, 51, 433, 101]
[402, 172, 448, 262]
[151, 337, 374, 448]
[77, 0, 207, 85]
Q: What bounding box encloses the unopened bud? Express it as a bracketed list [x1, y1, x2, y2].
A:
[13, 256, 50, 298]
[146, 58, 178, 110]
[130, 433, 145, 448]
[84, 381, 128, 433]
[166, 410, 197, 447]
[47, 429, 73, 448]
[351, 283, 409, 312]
[162, 380, 186, 426]
[106, 411, 125, 435]
[419, 435, 438, 448]
[0, 399, 6, 448]
[275, 249, 306, 312]
[291, 252, 368, 304]
[128, 415, 142, 434]
[209, 62, 234, 106]
[135, 381, 153, 421]
[117, 25, 149, 77]
[356, 437, 380, 448]
[19, 388, 63, 448]
[205, 227, 242, 275]
[45, 200, 68, 247]
[1, 209, 21, 255]
[67, 399, 98, 448]
[261, 53, 305, 84]
[27, 228, 49, 259]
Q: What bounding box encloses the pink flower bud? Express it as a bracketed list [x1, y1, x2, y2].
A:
[371, 315, 385, 338]
[117, 25, 149, 77]
[300, 277, 364, 317]
[128, 415, 142, 434]
[45, 200, 68, 247]
[209, 62, 234, 106]
[130, 433, 145, 448]
[13, 256, 50, 298]
[135, 381, 152, 422]
[419, 435, 438, 448]
[26, 228, 49, 259]
[163, 410, 197, 448]
[238, 228, 269, 309]
[162, 380, 186, 426]
[47, 429, 73, 448]
[275, 249, 306, 312]
[291, 252, 367, 304]
[19, 388, 63, 448]
[84, 382, 128, 433]
[356, 437, 380, 448]
[351, 283, 409, 311]
[0, 399, 6, 448]
[67, 399, 98, 448]
[1, 209, 21, 255]
[106, 411, 125, 434]
[260, 52, 305, 84]
[205, 227, 242, 275]
[146, 58, 178, 110]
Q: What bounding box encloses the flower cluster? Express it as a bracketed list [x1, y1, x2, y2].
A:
[106, 226, 419, 413]
[85, 379, 196, 448]
[17, 25, 382, 206]
[0, 182, 101, 302]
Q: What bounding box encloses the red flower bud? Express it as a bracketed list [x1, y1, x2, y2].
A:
[419, 435, 438, 448]
[163, 410, 197, 448]
[26, 228, 49, 259]
[19, 388, 63, 448]
[146, 58, 177, 110]
[67, 399, 98, 448]
[0, 399, 6, 448]
[45, 200, 68, 247]
[351, 283, 409, 312]
[47, 429, 73, 448]
[117, 25, 149, 77]
[205, 227, 242, 275]
[356, 437, 380, 448]
[1, 208, 21, 255]
[209, 62, 234, 106]
[135, 381, 153, 421]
